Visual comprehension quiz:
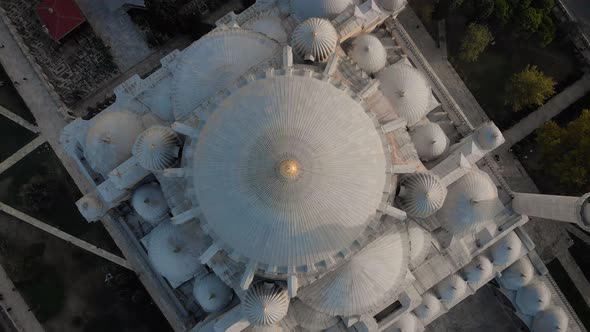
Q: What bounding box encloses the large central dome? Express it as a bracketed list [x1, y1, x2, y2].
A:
[188, 70, 391, 274]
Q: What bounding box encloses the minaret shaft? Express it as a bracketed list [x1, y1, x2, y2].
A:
[512, 193, 590, 227]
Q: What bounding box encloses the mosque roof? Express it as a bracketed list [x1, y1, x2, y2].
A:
[187, 70, 391, 275]
[193, 273, 233, 313]
[132, 126, 180, 171]
[288, 299, 339, 331]
[349, 34, 388, 74]
[414, 292, 441, 321]
[476, 122, 503, 150]
[410, 122, 449, 161]
[131, 183, 169, 223]
[377, 0, 407, 12]
[399, 172, 447, 218]
[533, 307, 569, 332]
[292, 18, 338, 62]
[436, 274, 467, 303]
[499, 257, 535, 291]
[243, 16, 288, 43]
[515, 281, 551, 316]
[462, 255, 493, 285]
[490, 232, 523, 266]
[389, 313, 418, 332]
[408, 219, 433, 268]
[291, 0, 353, 20]
[243, 283, 289, 326]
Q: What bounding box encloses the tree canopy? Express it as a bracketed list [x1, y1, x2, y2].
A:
[505, 65, 555, 111]
[537, 110, 590, 193]
[459, 23, 494, 62]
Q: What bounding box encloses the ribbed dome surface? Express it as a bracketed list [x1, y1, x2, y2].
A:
[243, 283, 289, 326]
[131, 183, 169, 223]
[533, 307, 569, 332]
[490, 232, 522, 266]
[463, 255, 493, 285]
[476, 123, 503, 150]
[133, 126, 180, 171]
[289, 299, 339, 330]
[188, 72, 390, 274]
[350, 34, 387, 74]
[378, 0, 407, 12]
[436, 274, 467, 303]
[243, 16, 288, 43]
[193, 273, 233, 313]
[85, 111, 145, 175]
[76, 195, 104, 221]
[298, 225, 408, 316]
[414, 292, 441, 321]
[437, 170, 499, 233]
[171, 29, 280, 121]
[292, 18, 338, 62]
[399, 173, 447, 218]
[410, 122, 448, 161]
[408, 220, 432, 269]
[291, 0, 353, 20]
[516, 282, 551, 316]
[499, 258, 535, 290]
[390, 313, 417, 332]
[147, 223, 206, 283]
[377, 63, 432, 126]
[60, 119, 89, 156]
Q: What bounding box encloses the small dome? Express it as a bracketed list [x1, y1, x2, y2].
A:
[133, 126, 180, 171]
[490, 232, 522, 266]
[476, 123, 503, 150]
[292, 18, 338, 62]
[378, 0, 407, 12]
[243, 16, 288, 43]
[350, 34, 387, 74]
[377, 63, 432, 126]
[291, 0, 353, 20]
[408, 220, 432, 269]
[399, 173, 447, 218]
[414, 292, 441, 321]
[437, 170, 499, 233]
[243, 283, 289, 326]
[131, 183, 169, 224]
[85, 111, 145, 175]
[436, 274, 467, 303]
[463, 255, 493, 285]
[147, 223, 205, 283]
[248, 326, 283, 332]
[515, 282, 551, 316]
[289, 299, 339, 330]
[193, 273, 233, 312]
[389, 313, 418, 332]
[533, 307, 569, 332]
[76, 194, 104, 221]
[583, 202, 590, 223]
[410, 122, 449, 161]
[60, 119, 89, 156]
[499, 258, 535, 290]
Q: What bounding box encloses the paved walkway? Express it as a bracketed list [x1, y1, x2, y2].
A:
[0, 262, 44, 332]
[0, 136, 45, 174]
[502, 74, 590, 148]
[0, 105, 38, 133]
[74, 0, 152, 71]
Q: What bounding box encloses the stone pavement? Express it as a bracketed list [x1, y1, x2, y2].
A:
[0, 135, 45, 174]
[74, 0, 152, 72]
[0, 105, 37, 133]
[0, 263, 44, 332]
[502, 73, 590, 148]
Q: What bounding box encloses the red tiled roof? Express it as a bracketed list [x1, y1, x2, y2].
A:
[35, 0, 86, 41]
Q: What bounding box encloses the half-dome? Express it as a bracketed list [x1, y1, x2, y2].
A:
[243, 283, 289, 326]
[533, 307, 568, 332]
[193, 273, 233, 313]
[437, 170, 499, 233]
[410, 122, 449, 161]
[476, 123, 503, 150]
[378, 0, 407, 12]
[414, 292, 441, 322]
[292, 18, 338, 62]
[515, 282, 551, 316]
[60, 119, 89, 156]
[85, 111, 145, 175]
[463, 255, 493, 285]
[131, 183, 169, 224]
[133, 126, 180, 171]
[408, 220, 432, 269]
[377, 63, 432, 126]
[291, 0, 353, 20]
[436, 274, 467, 303]
[187, 70, 391, 275]
[389, 313, 418, 332]
[490, 232, 522, 266]
[399, 172, 447, 218]
[243, 16, 288, 43]
[76, 194, 104, 221]
[349, 34, 388, 74]
[289, 299, 339, 330]
[499, 258, 535, 290]
[298, 225, 408, 316]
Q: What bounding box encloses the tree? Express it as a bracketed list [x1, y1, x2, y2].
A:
[462, 0, 495, 21]
[518, 7, 543, 33]
[536, 14, 556, 47]
[537, 110, 590, 192]
[494, 0, 512, 25]
[459, 23, 494, 62]
[506, 65, 555, 111]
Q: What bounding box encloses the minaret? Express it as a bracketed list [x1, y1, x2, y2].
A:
[512, 192, 590, 228]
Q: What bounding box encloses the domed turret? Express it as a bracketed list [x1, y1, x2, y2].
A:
[289, 299, 339, 331]
[399, 172, 447, 218]
[291, 0, 353, 20]
[476, 123, 503, 150]
[533, 307, 568, 332]
[414, 292, 441, 322]
[516, 282, 551, 316]
[193, 273, 233, 312]
[410, 122, 449, 161]
[463, 255, 493, 285]
[131, 183, 169, 224]
[349, 34, 387, 74]
[243, 283, 289, 326]
[499, 258, 535, 290]
[389, 313, 418, 332]
[490, 232, 522, 266]
[436, 274, 467, 303]
[292, 18, 338, 62]
[132, 126, 180, 171]
[76, 194, 105, 222]
[378, 0, 407, 12]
